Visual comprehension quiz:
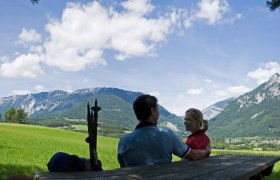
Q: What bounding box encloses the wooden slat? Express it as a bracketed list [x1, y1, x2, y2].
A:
[141, 155, 260, 179]
[196, 156, 279, 180]
[34, 155, 280, 180]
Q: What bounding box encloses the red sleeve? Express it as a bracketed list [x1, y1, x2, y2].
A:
[186, 137, 197, 149]
[194, 134, 210, 149]
[186, 133, 210, 150]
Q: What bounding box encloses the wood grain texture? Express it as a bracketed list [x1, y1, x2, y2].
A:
[34, 155, 280, 180]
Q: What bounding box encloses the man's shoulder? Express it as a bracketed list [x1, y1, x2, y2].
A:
[119, 131, 135, 140]
[120, 126, 175, 139]
[158, 127, 175, 133]
[156, 127, 179, 139]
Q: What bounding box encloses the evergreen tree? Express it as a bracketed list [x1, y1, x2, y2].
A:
[15, 109, 27, 124]
[5, 108, 16, 122]
[5, 108, 27, 123]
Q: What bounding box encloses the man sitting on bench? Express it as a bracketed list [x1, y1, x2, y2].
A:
[118, 94, 210, 168]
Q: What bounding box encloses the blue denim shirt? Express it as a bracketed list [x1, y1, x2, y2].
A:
[117, 122, 190, 167]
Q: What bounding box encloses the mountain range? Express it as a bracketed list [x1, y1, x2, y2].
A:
[0, 87, 183, 131]
[1, 73, 279, 138]
[208, 73, 280, 138]
[202, 97, 235, 120]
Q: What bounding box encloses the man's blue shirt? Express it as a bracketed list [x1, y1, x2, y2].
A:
[117, 122, 190, 167]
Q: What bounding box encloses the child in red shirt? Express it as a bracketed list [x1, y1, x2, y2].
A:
[184, 108, 211, 156]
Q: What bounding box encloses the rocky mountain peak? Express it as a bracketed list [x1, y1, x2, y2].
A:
[266, 73, 280, 87]
[270, 72, 280, 80]
[263, 73, 280, 99]
[202, 97, 235, 120]
[235, 73, 280, 109]
[208, 73, 280, 138]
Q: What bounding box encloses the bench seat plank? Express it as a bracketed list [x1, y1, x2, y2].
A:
[34, 155, 280, 180]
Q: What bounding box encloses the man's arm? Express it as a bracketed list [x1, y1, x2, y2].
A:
[182, 143, 211, 161]
[117, 154, 126, 168]
[117, 138, 126, 168]
[184, 149, 210, 160]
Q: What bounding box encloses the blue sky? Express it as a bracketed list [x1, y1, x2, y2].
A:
[0, 0, 280, 116]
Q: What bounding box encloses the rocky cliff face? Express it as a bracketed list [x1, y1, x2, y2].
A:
[208, 73, 280, 138]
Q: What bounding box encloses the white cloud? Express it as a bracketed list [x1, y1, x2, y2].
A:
[44, 2, 108, 71]
[64, 84, 73, 92]
[1, 0, 242, 77]
[12, 90, 31, 95]
[0, 53, 43, 78]
[196, 0, 229, 25]
[178, 9, 195, 29]
[29, 45, 43, 53]
[17, 28, 41, 45]
[247, 61, 280, 84]
[0, 56, 9, 62]
[149, 91, 160, 97]
[110, 1, 173, 60]
[82, 78, 89, 83]
[35, 85, 45, 92]
[222, 13, 242, 25]
[184, 17, 194, 29]
[227, 85, 250, 94]
[205, 78, 212, 83]
[178, 94, 185, 99]
[182, 0, 240, 29]
[43, 0, 174, 71]
[121, 0, 154, 16]
[212, 90, 230, 98]
[212, 85, 250, 98]
[187, 88, 204, 95]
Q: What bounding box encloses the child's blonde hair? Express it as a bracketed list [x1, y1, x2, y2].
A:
[186, 108, 208, 130]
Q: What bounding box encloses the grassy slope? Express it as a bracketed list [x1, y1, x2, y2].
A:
[0, 123, 119, 179]
[0, 123, 280, 179]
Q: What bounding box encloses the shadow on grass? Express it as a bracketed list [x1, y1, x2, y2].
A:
[0, 163, 45, 180]
[267, 170, 280, 180]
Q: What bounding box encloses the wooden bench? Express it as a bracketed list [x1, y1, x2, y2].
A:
[34, 154, 280, 179]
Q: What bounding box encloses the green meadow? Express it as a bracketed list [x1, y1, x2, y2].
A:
[0, 123, 119, 179]
[0, 123, 280, 179]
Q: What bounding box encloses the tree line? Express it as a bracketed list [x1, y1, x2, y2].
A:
[1, 108, 28, 124]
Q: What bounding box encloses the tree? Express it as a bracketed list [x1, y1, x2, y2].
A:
[15, 109, 28, 124]
[267, 0, 280, 11]
[0, 113, 1, 120]
[5, 108, 27, 123]
[5, 108, 16, 122]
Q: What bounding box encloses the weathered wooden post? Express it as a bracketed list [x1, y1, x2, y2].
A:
[86, 99, 101, 171]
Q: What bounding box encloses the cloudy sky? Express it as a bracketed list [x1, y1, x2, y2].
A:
[0, 0, 280, 116]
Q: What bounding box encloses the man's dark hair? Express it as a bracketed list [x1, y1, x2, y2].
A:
[133, 94, 158, 121]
